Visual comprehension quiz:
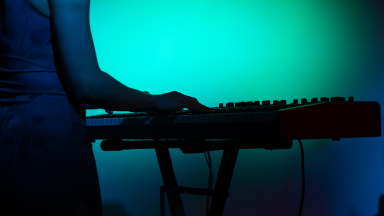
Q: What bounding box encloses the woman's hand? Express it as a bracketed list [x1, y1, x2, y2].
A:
[144, 91, 210, 114]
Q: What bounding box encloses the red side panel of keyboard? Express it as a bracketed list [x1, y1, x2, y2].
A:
[279, 102, 381, 139]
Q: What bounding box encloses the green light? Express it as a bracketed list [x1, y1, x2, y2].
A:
[88, 0, 366, 117]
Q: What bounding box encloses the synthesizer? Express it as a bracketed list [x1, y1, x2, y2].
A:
[85, 96, 381, 141]
[85, 97, 381, 216]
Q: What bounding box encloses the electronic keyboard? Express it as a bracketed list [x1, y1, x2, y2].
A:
[85, 96, 381, 216]
[86, 96, 381, 141]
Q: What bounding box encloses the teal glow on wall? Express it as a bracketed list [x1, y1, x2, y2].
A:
[87, 0, 370, 115]
[85, 0, 384, 215]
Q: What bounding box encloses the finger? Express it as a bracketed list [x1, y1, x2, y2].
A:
[190, 104, 209, 112]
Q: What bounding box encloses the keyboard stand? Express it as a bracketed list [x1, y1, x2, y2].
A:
[100, 138, 292, 216]
[156, 145, 186, 216]
[157, 142, 239, 216]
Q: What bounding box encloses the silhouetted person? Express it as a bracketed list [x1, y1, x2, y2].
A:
[0, 0, 210, 215]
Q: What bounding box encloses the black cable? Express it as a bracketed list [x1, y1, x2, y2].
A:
[204, 151, 213, 216]
[298, 139, 305, 216]
[208, 151, 213, 190]
[204, 151, 209, 216]
[202, 141, 304, 216]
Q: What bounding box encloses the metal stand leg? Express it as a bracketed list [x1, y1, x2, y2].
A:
[208, 147, 240, 216]
[155, 140, 186, 216]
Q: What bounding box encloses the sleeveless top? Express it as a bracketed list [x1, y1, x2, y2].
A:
[0, 0, 102, 215]
[0, 0, 85, 119]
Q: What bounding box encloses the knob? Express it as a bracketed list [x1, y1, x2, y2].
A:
[262, 100, 270, 105]
[219, 103, 223, 108]
[293, 99, 299, 104]
[301, 98, 307, 104]
[349, 97, 354, 102]
[273, 100, 278, 105]
[226, 102, 234, 107]
[254, 101, 260, 106]
[331, 97, 344, 102]
[311, 98, 318, 103]
[320, 97, 329, 102]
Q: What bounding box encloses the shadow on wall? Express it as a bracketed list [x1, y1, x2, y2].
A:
[376, 196, 384, 216]
[102, 203, 130, 216]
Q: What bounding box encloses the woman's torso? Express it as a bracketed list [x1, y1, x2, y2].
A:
[0, 0, 86, 120]
[0, 1, 102, 214]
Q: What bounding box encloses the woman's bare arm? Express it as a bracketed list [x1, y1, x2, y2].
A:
[48, 0, 210, 112]
[48, 0, 157, 111]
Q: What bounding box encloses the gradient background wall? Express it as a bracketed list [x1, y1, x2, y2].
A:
[85, 0, 384, 215]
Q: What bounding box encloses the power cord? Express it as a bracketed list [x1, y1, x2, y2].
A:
[298, 139, 305, 216]
[204, 151, 213, 216]
[202, 141, 304, 216]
